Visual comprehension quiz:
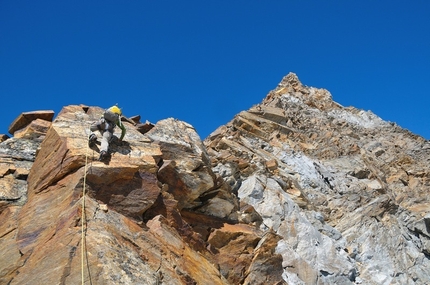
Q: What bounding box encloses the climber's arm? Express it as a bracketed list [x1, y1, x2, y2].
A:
[117, 118, 126, 141]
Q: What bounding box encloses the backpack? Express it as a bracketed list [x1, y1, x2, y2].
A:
[103, 106, 121, 123]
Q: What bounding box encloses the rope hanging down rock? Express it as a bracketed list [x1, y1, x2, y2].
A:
[81, 133, 90, 285]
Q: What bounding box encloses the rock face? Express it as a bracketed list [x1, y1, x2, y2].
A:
[1, 74, 429, 284]
[205, 73, 430, 284]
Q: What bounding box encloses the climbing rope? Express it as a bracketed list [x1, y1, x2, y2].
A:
[81, 134, 91, 284]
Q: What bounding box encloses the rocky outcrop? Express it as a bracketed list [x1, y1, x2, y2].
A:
[1, 73, 429, 284]
[0, 131, 43, 211]
[8, 110, 54, 137]
[204, 73, 430, 284]
[0, 104, 278, 285]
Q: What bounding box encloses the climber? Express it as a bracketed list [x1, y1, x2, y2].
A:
[88, 105, 126, 161]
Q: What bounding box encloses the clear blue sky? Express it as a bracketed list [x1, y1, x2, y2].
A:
[1, 1, 429, 140]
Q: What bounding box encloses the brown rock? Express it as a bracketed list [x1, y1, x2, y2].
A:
[0, 207, 22, 283]
[147, 215, 229, 285]
[13, 118, 51, 139]
[86, 167, 161, 221]
[27, 105, 161, 196]
[2, 105, 246, 284]
[266, 158, 278, 171]
[243, 232, 285, 285]
[128, 114, 141, 124]
[0, 175, 25, 201]
[8, 110, 54, 135]
[0, 134, 9, 142]
[207, 223, 262, 284]
[136, 121, 154, 134]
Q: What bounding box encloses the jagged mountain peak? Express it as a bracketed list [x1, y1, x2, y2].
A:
[1, 74, 430, 284]
[278, 72, 301, 87]
[260, 72, 337, 115]
[205, 73, 430, 283]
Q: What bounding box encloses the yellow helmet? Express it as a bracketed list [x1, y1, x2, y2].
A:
[109, 105, 122, 116]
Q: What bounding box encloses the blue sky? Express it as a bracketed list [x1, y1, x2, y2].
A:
[1, 1, 429, 140]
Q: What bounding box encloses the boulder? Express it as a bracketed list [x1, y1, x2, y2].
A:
[13, 118, 51, 139]
[147, 118, 238, 219]
[8, 110, 54, 135]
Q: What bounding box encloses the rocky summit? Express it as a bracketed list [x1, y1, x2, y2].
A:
[1, 73, 429, 285]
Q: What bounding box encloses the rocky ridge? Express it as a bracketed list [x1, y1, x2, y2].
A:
[205, 73, 430, 284]
[0, 73, 429, 284]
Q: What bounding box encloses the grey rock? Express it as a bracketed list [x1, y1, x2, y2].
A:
[204, 72, 430, 284]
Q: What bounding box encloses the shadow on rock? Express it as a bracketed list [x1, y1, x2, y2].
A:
[110, 137, 131, 156]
